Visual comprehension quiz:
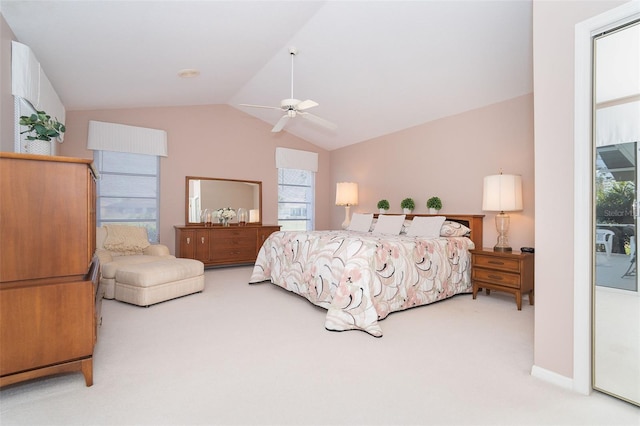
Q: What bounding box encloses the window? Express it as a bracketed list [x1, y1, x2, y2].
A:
[278, 168, 314, 231]
[94, 150, 160, 242]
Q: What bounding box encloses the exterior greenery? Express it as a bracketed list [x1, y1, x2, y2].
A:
[595, 178, 635, 254]
[19, 110, 66, 141]
[400, 197, 415, 210]
[426, 196, 442, 210]
[377, 199, 390, 210]
[596, 180, 635, 224]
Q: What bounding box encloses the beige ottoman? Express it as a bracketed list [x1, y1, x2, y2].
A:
[114, 259, 205, 307]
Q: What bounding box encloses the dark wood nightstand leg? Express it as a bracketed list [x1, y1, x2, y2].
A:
[472, 283, 478, 299]
[516, 292, 522, 310]
[529, 290, 534, 305]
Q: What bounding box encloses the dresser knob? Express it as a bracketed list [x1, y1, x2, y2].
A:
[488, 274, 503, 281]
[186, 237, 191, 244]
[201, 237, 205, 244]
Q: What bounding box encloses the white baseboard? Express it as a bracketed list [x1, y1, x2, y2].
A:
[531, 365, 589, 394]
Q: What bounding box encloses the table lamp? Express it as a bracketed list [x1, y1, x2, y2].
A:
[482, 173, 523, 252]
[335, 182, 358, 229]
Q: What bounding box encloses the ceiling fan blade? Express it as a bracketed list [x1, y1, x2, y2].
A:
[296, 99, 318, 111]
[272, 115, 290, 132]
[239, 103, 282, 111]
[299, 112, 337, 130]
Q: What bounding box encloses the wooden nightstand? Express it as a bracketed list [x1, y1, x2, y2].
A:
[470, 248, 534, 310]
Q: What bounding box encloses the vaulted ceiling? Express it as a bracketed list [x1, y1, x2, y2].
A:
[1, 0, 533, 150]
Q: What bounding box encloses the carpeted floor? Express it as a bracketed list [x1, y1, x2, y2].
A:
[0, 266, 638, 425]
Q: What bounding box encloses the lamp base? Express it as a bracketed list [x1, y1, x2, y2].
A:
[341, 205, 351, 229]
[494, 211, 512, 252]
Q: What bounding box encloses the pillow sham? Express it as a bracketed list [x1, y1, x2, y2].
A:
[407, 216, 446, 238]
[372, 214, 406, 235]
[348, 213, 374, 233]
[440, 220, 471, 237]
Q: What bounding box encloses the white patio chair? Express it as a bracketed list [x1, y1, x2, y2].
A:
[595, 229, 615, 257]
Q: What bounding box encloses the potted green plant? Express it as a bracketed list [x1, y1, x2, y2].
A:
[377, 199, 390, 213]
[19, 110, 66, 142]
[400, 197, 415, 213]
[427, 196, 442, 213]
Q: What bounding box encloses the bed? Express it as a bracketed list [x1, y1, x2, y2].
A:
[249, 214, 484, 337]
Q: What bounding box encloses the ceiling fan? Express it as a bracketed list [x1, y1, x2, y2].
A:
[240, 47, 337, 133]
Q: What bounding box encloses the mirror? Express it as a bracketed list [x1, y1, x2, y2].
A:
[185, 176, 262, 225]
[593, 22, 640, 406]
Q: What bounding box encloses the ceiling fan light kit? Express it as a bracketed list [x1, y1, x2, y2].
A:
[240, 47, 336, 133]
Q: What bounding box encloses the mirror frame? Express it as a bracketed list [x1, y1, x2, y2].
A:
[185, 176, 262, 226]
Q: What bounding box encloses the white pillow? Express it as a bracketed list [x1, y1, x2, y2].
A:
[372, 214, 406, 235]
[407, 216, 446, 238]
[348, 213, 374, 232]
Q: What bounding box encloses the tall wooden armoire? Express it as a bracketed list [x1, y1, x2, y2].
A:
[0, 153, 101, 387]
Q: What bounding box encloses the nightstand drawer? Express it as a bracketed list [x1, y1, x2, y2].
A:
[473, 255, 521, 273]
[472, 268, 521, 288]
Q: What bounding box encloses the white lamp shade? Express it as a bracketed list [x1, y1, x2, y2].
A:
[335, 182, 358, 206]
[482, 174, 523, 212]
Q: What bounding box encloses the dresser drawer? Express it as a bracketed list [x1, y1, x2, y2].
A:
[214, 230, 254, 244]
[210, 246, 256, 263]
[473, 254, 521, 273]
[472, 268, 521, 288]
[211, 235, 255, 249]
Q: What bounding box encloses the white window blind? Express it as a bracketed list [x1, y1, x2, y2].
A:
[87, 120, 168, 157]
[278, 168, 315, 231]
[94, 150, 160, 243]
[275, 147, 318, 172]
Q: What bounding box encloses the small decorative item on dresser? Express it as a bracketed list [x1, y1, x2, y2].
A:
[400, 197, 415, 214]
[377, 199, 390, 213]
[470, 248, 534, 310]
[202, 209, 212, 227]
[237, 208, 248, 225]
[426, 196, 442, 214]
[215, 207, 236, 226]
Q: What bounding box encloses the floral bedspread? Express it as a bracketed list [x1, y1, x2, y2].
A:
[249, 230, 475, 337]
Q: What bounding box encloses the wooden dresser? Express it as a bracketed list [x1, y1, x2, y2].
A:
[470, 248, 534, 310]
[175, 224, 280, 267]
[0, 153, 101, 387]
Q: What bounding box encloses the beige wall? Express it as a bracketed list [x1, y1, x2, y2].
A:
[532, 0, 628, 380]
[0, 14, 16, 151]
[60, 106, 331, 252]
[330, 94, 535, 251]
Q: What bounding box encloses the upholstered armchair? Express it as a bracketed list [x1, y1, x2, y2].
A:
[95, 225, 175, 299]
